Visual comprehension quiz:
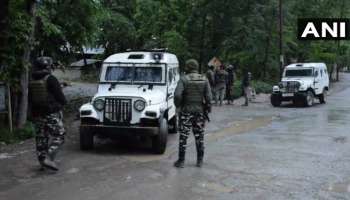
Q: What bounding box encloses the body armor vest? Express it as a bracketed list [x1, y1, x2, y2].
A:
[183, 73, 206, 108]
[29, 75, 59, 113]
[215, 70, 226, 84]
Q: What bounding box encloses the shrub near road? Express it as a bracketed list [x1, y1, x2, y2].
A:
[232, 80, 273, 99]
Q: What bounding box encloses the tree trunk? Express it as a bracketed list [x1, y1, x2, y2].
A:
[0, 0, 10, 62]
[198, 14, 207, 73]
[336, 65, 340, 81]
[17, 0, 37, 128]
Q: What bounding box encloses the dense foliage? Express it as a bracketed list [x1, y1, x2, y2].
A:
[0, 0, 349, 127]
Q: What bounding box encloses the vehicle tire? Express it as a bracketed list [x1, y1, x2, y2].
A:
[80, 126, 94, 150]
[152, 118, 168, 154]
[319, 89, 327, 104]
[293, 99, 301, 107]
[270, 94, 282, 107]
[168, 115, 178, 134]
[304, 90, 314, 107]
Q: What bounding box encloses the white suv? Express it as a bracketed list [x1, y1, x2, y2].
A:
[271, 63, 329, 107]
[79, 51, 180, 154]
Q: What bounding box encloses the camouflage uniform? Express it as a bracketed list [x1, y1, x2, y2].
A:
[214, 67, 228, 106]
[35, 112, 65, 162]
[206, 66, 215, 101]
[30, 57, 67, 170]
[242, 72, 252, 106]
[179, 113, 205, 161]
[174, 59, 212, 168]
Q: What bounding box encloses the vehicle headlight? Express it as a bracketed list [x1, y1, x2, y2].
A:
[273, 86, 280, 92]
[134, 100, 146, 112]
[93, 99, 105, 111]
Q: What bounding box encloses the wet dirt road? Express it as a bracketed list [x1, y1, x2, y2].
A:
[1, 74, 350, 200]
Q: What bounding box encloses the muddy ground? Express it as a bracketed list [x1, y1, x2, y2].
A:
[0, 74, 350, 200]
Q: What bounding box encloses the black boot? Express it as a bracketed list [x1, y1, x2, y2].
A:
[196, 151, 204, 168]
[196, 159, 203, 168]
[174, 151, 185, 168]
[174, 159, 185, 168]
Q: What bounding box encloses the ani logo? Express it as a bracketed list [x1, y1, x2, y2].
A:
[298, 18, 350, 40]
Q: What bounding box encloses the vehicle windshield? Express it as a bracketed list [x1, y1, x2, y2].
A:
[105, 66, 163, 83]
[285, 69, 313, 77]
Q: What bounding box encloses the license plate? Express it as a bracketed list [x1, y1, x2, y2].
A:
[282, 93, 294, 97]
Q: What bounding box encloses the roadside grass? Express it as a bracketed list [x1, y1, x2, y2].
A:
[0, 122, 35, 145]
[232, 80, 273, 99]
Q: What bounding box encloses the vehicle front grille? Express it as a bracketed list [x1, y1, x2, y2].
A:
[104, 98, 132, 125]
[283, 81, 300, 93]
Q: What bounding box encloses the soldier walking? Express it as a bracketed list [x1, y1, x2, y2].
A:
[206, 65, 216, 102]
[214, 65, 228, 106]
[30, 57, 67, 171]
[225, 64, 235, 104]
[174, 59, 212, 168]
[242, 71, 252, 106]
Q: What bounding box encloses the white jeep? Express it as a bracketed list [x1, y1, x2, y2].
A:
[271, 63, 329, 107]
[79, 51, 180, 154]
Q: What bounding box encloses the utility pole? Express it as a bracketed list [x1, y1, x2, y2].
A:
[279, 0, 284, 81]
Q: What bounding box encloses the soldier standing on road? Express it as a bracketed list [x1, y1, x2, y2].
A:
[214, 65, 228, 106]
[174, 59, 212, 168]
[30, 57, 67, 171]
[206, 65, 216, 102]
[225, 64, 235, 105]
[242, 71, 252, 106]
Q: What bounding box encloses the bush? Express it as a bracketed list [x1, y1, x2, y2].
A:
[0, 122, 35, 144]
[232, 80, 243, 99]
[251, 80, 273, 94]
[229, 80, 273, 99]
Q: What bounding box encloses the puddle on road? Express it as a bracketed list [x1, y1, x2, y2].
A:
[66, 168, 80, 174]
[327, 182, 350, 193]
[327, 109, 350, 124]
[333, 136, 347, 144]
[122, 116, 273, 163]
[206, 116, 273, 143]
[197, 182, 238, 193]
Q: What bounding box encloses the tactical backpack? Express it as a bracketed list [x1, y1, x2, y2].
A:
[29, 75, 52, 108]
[183, 73, 206, 107]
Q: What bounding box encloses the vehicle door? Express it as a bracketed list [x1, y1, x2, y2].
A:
[313, 68, 322, 95]
[166, 67, 177, 119]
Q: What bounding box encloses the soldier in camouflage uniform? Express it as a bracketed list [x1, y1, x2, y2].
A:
[30, 57, 67, 171]
[214, 65, 228, 106]
[174, 59, 212, 168]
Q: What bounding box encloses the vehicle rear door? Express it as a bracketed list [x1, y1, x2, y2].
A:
[313, 68, 322, 95]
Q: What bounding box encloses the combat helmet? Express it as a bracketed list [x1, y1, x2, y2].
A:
[185, 59, 199, 72]
[35, 56, 53, 69]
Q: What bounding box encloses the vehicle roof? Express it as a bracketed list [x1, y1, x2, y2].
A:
[104, 51, 179, 65]
[285, 63, 326, 69]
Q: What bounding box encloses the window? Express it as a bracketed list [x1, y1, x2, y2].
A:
[128, 54, 144, 59]
[314, 70, 319, 77]
[105, 66, 163, 83]
[105, 67, 133, 82]
[285, 69, 313, 77]
[321, 69, 323, 77]
[134, 67, 162, 83]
